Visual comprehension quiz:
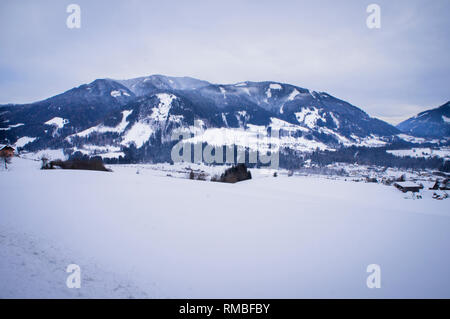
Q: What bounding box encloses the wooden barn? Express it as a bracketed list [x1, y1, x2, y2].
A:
[394, 181, 423, 193]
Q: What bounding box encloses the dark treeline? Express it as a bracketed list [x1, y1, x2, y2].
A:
[66, 141, 449, 172]
[280, 146, 449, 172]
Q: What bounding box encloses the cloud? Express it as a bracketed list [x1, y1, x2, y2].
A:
[0, 0, 448, 122]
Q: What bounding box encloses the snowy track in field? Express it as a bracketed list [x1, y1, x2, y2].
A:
[0, 226, 150, 298]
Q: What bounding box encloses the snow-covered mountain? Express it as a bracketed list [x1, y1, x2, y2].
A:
[397, 101, 450, 138]
[1, 74, 439, 162]
[0, 79, 135, 150]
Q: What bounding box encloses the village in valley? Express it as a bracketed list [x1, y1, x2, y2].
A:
[1, 143, 449, 202]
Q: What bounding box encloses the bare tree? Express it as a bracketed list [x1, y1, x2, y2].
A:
[40, 155, 49, 169]
[0, 153, 11, 169]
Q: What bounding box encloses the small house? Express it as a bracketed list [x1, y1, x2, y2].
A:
[430, 181, 440, 190]
[439, 179, 449, 191]
[0, 145, 15, 158]
[429, 179, 450, 191]
[394, 181, 423, 193]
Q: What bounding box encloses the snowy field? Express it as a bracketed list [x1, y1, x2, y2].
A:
[1, 157, 450, 298]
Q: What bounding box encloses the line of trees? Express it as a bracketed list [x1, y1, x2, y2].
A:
[280, 146, 449, 172]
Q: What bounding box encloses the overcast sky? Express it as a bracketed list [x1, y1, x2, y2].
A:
[0, 0, 449, 124]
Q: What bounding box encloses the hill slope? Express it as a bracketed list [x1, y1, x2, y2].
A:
[397, 102, 450, 138]
[0, 75, 407, 162]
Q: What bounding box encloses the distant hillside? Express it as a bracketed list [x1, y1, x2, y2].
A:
[397, 102, 450, 138]
[2, 74, 440, 165]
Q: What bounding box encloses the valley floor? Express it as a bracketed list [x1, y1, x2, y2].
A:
[1, 157, 449, 298]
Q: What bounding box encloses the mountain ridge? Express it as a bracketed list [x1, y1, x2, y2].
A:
[397, 101, 450, 138]
[1, 74, 446, 164]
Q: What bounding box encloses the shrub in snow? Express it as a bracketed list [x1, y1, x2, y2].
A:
[188, 169, 207, 181]
[0, 146, 14, 169]
[40, 156, 51, 169]
[47, 158, 110, 172]
[216, 164, 252, 183]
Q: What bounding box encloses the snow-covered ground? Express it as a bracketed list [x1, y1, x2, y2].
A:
[1, 157, 450, 298]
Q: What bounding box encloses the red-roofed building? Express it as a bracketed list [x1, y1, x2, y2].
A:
[0, 145, 15, 158]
